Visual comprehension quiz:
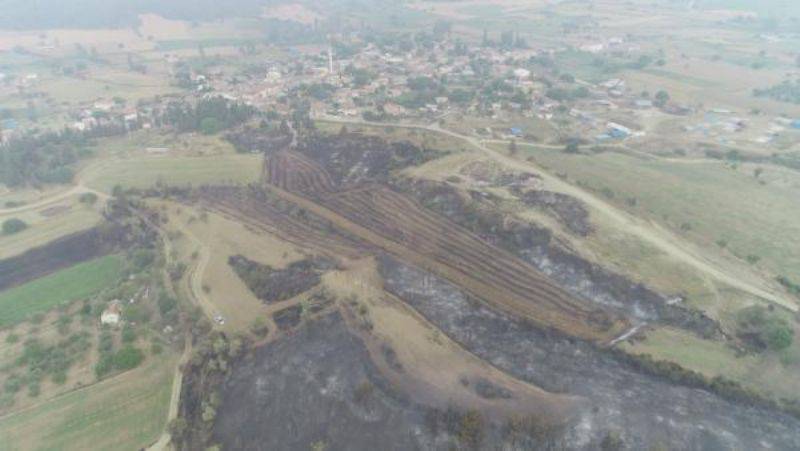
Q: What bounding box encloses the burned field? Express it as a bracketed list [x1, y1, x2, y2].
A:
[219, 131, 629, 342]
[181, 313, 557, 451]
[174, 130, 799, 450]
[379, 255, 800, 450]
[228, 254, 334, 304]
[0, 228, 110, 291]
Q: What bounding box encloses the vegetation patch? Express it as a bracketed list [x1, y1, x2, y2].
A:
[228, 255, 332, 304]
[754, 80, 800, 104]
[0, 353, 176, 451]
[1, 218, 27, 235]
[735, 305, 794, 352]
[272, 305, 303, 331]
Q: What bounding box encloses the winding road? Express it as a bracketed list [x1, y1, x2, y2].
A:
[315, 115, 793, 311]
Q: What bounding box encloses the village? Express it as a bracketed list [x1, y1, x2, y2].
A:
[3, 29, 799, 158]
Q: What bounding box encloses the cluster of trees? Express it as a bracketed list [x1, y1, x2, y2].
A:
[171, 332, 249, 449]
[2, 218, 27, 235]
[3, 332, 92, 402]
[754, 80, 800, 104]
[735, 305, 794, 352]
[546, 86, 590, 102]
[611, 347, 800, 421]
[394, 76, 445, 109]
[161, 97, 256, 135]
[481, 29, 529, 50]
[228, 255, 322, 304]
[94, 328, 145, 378]
[0, 129, 93, 187]
[777, 276, 800, 297]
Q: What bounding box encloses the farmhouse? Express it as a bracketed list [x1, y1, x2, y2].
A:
[100, 300, 123, 326]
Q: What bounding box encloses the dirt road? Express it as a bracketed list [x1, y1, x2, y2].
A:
[315, 115, 793, 311]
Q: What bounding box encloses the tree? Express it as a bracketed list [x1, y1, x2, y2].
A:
[112, 345, 144, 370]
[564, 141, 580, 154]
[508, 139, 518, 155]
[250, 317, 269, 337]
[2, 218, 27, 235]
[736, 305, 794, 352]
[79, 192, 98, 205]
[654, 90, 670, 107]
[199, 117, 222, 135]
[458, 410, 485, 449]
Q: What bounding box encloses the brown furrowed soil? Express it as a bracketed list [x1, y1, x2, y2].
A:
[195, 145, 628, 342]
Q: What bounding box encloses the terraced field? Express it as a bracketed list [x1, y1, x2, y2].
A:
[201, 146, 629, 342]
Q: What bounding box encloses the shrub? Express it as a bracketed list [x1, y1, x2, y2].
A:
[2, 218, 27, 235]
[79, 192, 98, 205]
[112, 345, 144, 371]
[736, 305, 794, 351]
[250, 317, 269, 337]
[458, 410, 485, 449]
[121, 324, 136, 343]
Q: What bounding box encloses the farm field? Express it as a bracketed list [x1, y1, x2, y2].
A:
[0, 351, 177, 451]
[0, 255, 124, 328]
[0, 198, 103, 260]
[505, 144, 800, 294]
[625, 326, 800, 403]
[82, 154, 262, 192]
[204, 146, 631, 342]
[35, 69, 178, 105]
[92, 130, 239, 159]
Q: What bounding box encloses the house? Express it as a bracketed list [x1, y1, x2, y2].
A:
[607, 122, 632, 139]
[1, 118, 18, 130]
[513, 68, 531, 81]
[100, 300, 123, 326]
[580, 43, 605, 54]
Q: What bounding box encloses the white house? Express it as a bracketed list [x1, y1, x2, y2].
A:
[100, 300, 122, 326]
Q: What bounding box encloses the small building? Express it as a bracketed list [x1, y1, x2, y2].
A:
[607, 122, 632, 139]
[1, 118, 18, 130]
[792, 119, 800, 130]
[101, 300, 123, 326]
[509, 127, 524, 137]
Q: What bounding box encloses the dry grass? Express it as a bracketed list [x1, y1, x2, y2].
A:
[324, 257, 577, 423]
[154, 200, 304, 333]
[624, 326, 800, 403]
[0, 351, 176, 451]
[0, 195, 102, 259]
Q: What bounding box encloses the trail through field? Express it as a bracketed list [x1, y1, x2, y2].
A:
[0, 186, 85, 215]
[315, 115, 793, 311]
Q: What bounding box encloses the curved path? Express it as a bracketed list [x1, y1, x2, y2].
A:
[315, 115, 793, 311]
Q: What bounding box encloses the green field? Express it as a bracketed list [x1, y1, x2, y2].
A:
[0, 255, 124, 327]
[625, 326, 800, 402]
[511, 145, 800, 280]
[83, 154, 262, 192]
[0, 353, 175, 451]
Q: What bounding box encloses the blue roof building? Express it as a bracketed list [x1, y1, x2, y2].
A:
[1, 118, 18, 130]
